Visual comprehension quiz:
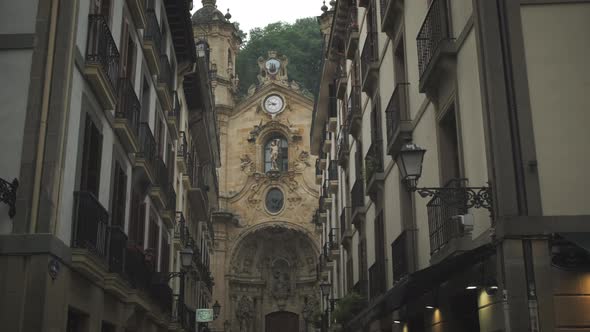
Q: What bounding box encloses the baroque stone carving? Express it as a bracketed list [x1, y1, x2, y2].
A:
[236, 296, 255, 332]
[240, 154, 255, 174]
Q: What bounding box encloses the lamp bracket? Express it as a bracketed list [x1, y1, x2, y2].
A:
[413, 184, 493, 213]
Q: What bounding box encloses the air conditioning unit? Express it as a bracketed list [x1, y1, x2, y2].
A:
[451, 214, 474, 233]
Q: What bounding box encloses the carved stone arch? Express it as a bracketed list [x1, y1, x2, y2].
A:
[226, 221, 320, 275]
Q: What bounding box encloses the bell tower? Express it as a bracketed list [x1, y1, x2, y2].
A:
[192, 0, 243, 208]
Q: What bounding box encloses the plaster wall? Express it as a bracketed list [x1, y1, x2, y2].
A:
[0, 50, 33, 232]
[521, 3, 590, 215]
[0, 0, 38, 34]
[411, 103, 439, 270]
[455, 29, 490, 240]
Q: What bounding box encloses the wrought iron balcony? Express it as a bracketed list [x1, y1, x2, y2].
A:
[328, 228, 339, 251]
[380, 0, 404, 39]
[0, 178, 18, 218]
[150, 273, 174, 313]
[115, 78, 141, 153]
[137, 123, 157, 182]
[426, 179, 470, 255]
[361, 30, 378, 94]
[125, 246, 153, 289]
[365, 140, 384, 198]
[72, 191, 109, 259]
[108, 225, 127, 276]
[166, 183, 177, 211]
[417, 0, 454, 92]
[340, 207, 353, 245]
[346, 86, 362, 139]
[351, 178, 365, 228]
[176, 131, 188, 173]
[328, 160, 338, 194]
[369, 261, 386, 299]
[345, 4, 360, 59]
[391, 230, 409, 283]
[385, 83, 411, 158]
[167, 91, 181, 139]
[157, 54, 174, 110]
[143, 10, 162, 74]
[337, 125, 350, 167]
[85, 14, 120, 109]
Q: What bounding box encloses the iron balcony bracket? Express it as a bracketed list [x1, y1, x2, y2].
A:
[0, 178, 18, 218]
[413, 184, 493, 213]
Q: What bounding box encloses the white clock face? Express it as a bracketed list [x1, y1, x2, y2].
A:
[264, 95, 284, 114]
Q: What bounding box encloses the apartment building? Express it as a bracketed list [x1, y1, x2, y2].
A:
[0, 0, 219, 331]
[312, 0, 590, 331]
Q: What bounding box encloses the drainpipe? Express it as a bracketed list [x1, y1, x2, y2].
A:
[30, 0, 60, 233]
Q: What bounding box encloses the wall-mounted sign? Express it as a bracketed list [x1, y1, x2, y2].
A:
[196, 309, 214, 322]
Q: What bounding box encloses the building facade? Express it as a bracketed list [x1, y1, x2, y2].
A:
[312, 0, 590, 332]
[0, 0, 218, 331]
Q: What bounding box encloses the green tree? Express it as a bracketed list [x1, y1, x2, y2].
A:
[236, 17, 322, 97]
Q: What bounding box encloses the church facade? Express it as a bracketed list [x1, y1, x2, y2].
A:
[191, 2, 322, 330]
[212, 51, 321, 332]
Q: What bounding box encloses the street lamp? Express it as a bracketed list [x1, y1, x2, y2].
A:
[319, 281, 332, 299]
[212, 300, 221, 319]
[180, 247, 194, 268]
[396, 143, 493, 212]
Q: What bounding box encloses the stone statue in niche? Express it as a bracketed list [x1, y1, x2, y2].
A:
[236, 295, 255, 332]
[269, 139, 280, 171]
[270, 259, 291, 300]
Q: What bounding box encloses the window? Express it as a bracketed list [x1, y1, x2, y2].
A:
[141, 77, 150, 122]
[147, 209, 159, 269]
[154, 115, 165, 158]
[80, 116, 103, 197]
[120, 20, 136, 80]
[438, 106, 461, 183]
[393, 38, 407, 84]
[128, 192, 146, 246]
[111, 162, 127, 227]
[264, 135, 288, 172]
[160, 231, 170, 273]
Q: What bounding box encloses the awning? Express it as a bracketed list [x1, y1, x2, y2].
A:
[344, 243, 496, 332]
[558, 233, 590, 253]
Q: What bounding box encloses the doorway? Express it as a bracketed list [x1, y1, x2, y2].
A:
[265, 311, 299, 332]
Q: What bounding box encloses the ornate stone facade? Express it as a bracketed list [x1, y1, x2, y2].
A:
[211, 50, 320, 332]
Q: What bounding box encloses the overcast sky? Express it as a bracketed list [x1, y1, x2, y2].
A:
[191, 0, 323, 37]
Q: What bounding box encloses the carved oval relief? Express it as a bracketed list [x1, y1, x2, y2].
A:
[265, 187, 284, 214]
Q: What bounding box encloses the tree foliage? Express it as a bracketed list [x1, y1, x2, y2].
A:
[236, 17, 322, 98]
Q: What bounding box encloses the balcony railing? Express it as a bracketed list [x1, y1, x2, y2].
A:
[369, 261, 386, 299]
[150, 273, 174, 313]
[391, 231, 409, 283]
[347, 86, 362, 137]
[138, 123, 157, 164]
[154, 158, 169, 189]
[178, 132, 188, 159]
[337, 125, 349, 165]
[353, 279, 368, 300]
[417, 0, 452, 78]
[364, 140, 384, 186]
[427, 179, 469, 254]
[86, 14, 120, 91]
[144, 10, 162, 57]
[351, 178, 364, 210]
[159, 54, 173, 92]
[328, 161, 338, 181]
[328, 228, 339, 250]
[125, 246, 153, 290]
[170, 91, 181, 122]
[108, 225, 127, 275]
[166, 183, 176, 211]
[72, 191, 109, 259]
[345, 4, 359, 59]
[116, 78, 141, 136]
[361, 31, 378, 74]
